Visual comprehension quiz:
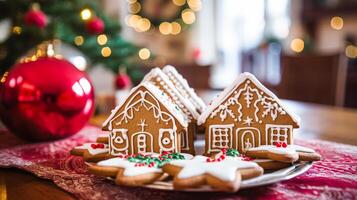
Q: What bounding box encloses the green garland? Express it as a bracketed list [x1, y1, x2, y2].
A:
[127, 152, 185, 168]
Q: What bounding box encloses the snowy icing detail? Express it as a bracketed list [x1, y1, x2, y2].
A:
[109, 129, 128, 155]
[252, 159, 273, 163]
[97, 152, 192, 177]
[247, 145, 316, 156]
[207, 124, 234, 153]
[168, 155, 259, 181]
[162, 65, 206, 113]
[97, 157, 162, 176]
[142, 68, 199, 122]
[102, 82, 188, 130]
[197, 72, 300, 126]
[266, 124, 292, 145]
[75, 143, 109, 155]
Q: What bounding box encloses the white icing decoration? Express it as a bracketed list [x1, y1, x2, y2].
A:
[252, 159, 273, 163]
[247, 145, 316, 156]
[242, 116, 253, 126]
[142, 68, 199, 122]
[207, 124, 233, 154]
[141, 68, 199, 153]
[169, 155, 259, 181]
[158, 129, 175, 153]
[96, 153, 193, 177]
[265, 124, 292, 145]
[162, 65, 206, 113]
[103, 82, 187, 130]
[97, 157, 162, 176]
[236, 127, 261, 152]
[75, 143, 109, 155]
[104, 82, 190, 154]
[197, 72, 300, 126]
[109, 129, 128, 155]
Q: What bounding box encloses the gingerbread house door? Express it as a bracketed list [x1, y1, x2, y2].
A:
[131, 132, 153, 154]
[236, 127, 260, 152]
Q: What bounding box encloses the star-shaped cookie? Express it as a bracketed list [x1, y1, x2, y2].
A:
[245, 143, 321, 163]
[162, 150, 263, 192]
[89, 152, 192, 186]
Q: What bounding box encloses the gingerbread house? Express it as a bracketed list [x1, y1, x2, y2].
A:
[142, 68, 199, 154]
[198, 72, 300, 154]
[162, 65, 206, 114]
[102, 82, 187, 155]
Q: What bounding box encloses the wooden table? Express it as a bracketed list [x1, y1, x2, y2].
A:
[1, 91, 357, 199]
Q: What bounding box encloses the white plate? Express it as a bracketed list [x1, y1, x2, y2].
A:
[143, 161, 313, 191]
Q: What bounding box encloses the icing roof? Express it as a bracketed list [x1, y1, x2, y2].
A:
[162, 65, 206, 113]
[102, 82, 188, 130]
[142, 68, 199, 120]
[197, 72, 301, 126]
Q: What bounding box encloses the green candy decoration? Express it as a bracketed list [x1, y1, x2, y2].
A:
[226, 149, 240, 157]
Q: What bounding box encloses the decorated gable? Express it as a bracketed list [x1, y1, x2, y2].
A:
[102, 82, 187, 155]
[200, 73, 300, 154]
[198, 72, 299, 128]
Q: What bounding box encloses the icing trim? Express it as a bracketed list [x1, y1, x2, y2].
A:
[75, 143, 109, 155]
[169, 155, 259, 181]
[247, 145, 316, 156]
[142, 68, 199, 121]
[102, 82, 188, 130]
[197, 72, 300, 126]
[162, 65, 206, 113]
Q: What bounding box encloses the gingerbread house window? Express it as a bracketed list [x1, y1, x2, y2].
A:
[266, 124, 292, 145]
[109, 129, 128, 155]
[159, 129, 176, 152]
[208, 124, 233, 152]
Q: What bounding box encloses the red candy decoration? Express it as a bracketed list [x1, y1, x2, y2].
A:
[241, 155, 254, 161]
[90, 143, 105, 149]
[221, 148, 227, 153]
[282, 142, 287, 148]
[24, 9, 48, 29]
[275, 142, 282, 147]
[86, 17, 104, 35]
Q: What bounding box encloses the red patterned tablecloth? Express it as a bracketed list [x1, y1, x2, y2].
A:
[0, 125, 356, 200]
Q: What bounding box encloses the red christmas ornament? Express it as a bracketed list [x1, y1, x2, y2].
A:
[24, 9, 48, 29]
[0, 57, 95, 141]
[115, 72, 132, 90]
[86, 17, 104, 35]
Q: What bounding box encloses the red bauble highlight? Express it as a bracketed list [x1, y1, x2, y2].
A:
[0, 57, 95, 141]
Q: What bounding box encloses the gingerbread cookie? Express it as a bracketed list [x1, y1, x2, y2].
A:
[70, 143, 112, 162]
[102, 82, 188, 156]
[89, 152, 192, 186]
[142, 68, 199, 155]
[96, 135, 108, 144]
[162, 149, 263, 192]
[162, 65, 206, 114]
[197, 72, 300, 155]
[240, 156, 291, 170]
[245, 143, 321, 163]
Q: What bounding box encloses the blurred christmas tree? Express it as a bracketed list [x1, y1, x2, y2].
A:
[0, 0, 140, 76]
